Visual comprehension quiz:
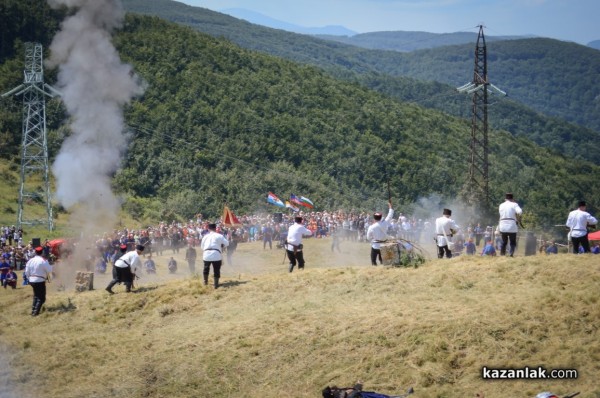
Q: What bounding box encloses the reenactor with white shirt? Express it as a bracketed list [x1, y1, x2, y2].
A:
[566, 200, 598, 253]
[498, 193, 523, 257]
[24, 246, 53, 316]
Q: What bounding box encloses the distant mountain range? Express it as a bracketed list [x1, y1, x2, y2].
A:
[214, 6, 600, 53]
[221, 8, 357, 36]
[219, 7, 530, 51]
[588, 40, 600, 50]
[315, 31, 533, 52]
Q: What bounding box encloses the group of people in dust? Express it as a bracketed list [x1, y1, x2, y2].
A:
[104, 223, 230, 293]
[16, 193, 598, 316]
[425, 193, 597, 259]
[362, 192, 599, 263]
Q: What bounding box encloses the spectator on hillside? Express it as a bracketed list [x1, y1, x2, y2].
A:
[538, 239, 549, 254]
[331, 228, 341, 253]
[42, 239, 51, 259]
[0, 259, 11, 287]
[3, 266, 17, 289]
[474, 223, 484, 246]
[481, 239, 497, 256]
[545, 242, 558, 254]
[226, 231, 238, 266]
[464, 238, 476, 255]
[95, 257, 107, 274]
[168, 257, 177, 274]
[144, 254, 156, 274]
[184, 244, 197, 274]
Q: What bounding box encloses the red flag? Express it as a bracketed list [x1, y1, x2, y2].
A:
[222, 205, 242, 227]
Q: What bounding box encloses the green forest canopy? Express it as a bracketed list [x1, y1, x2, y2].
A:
[121, 0, 600, 134]
[1, 2, 599, 229]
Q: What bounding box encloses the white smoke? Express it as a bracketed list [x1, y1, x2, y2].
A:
[46, 0, 143, 236]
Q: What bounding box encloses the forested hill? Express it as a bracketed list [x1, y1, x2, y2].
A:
[376, 38, 600, 132]
[2, 4, 600, 226]
[79, 16, 600, 224]
[121, 0, 600, 159]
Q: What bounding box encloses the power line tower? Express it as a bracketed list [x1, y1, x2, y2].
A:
[457, 25, 506, 216]
[2, 43, 61, 231]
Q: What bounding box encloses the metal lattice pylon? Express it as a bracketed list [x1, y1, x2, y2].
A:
[2, 43, 61, 231]
[457, 25, 506, 214]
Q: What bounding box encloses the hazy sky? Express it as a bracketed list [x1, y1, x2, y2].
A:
[178, 0, 599, 44]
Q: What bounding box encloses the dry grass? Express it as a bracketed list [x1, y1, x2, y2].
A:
[1, 237, 598, 398]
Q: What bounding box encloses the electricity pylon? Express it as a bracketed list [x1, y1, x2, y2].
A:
[457, 25, 506, 216]
[2, 43, 61, 231]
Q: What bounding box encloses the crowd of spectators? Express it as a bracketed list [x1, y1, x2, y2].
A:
[0, 209, 491, 278]
[0, 225, 33, 271]
[7, 207, 596, 279]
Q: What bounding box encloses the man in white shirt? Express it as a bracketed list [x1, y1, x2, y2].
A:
[566, 200, 598, 253]
[286, 216, 313, 272]
[498, 193, 523, 257]
[106, 244, 144, 294]
[366, 201, 394, 265]
[435, 208, 459, 259]
[201, 223, 229, 288]
[24, 246, 53, 316]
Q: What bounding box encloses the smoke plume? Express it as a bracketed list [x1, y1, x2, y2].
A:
[46, 0, 143, 237]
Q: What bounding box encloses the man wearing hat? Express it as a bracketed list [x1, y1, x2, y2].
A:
[24, 246, 53, 316]
[106, 244, 144, 294]
[566, 200, 597, 253]
[366, 200, 394, 265]
[498, 193, 523, 256]
[201, 223, 229, 288]
[435, 208, 459, 258]
[286, 216, 313, 272]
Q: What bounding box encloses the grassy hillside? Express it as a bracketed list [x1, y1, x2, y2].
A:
[1, 238, 597, 397]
